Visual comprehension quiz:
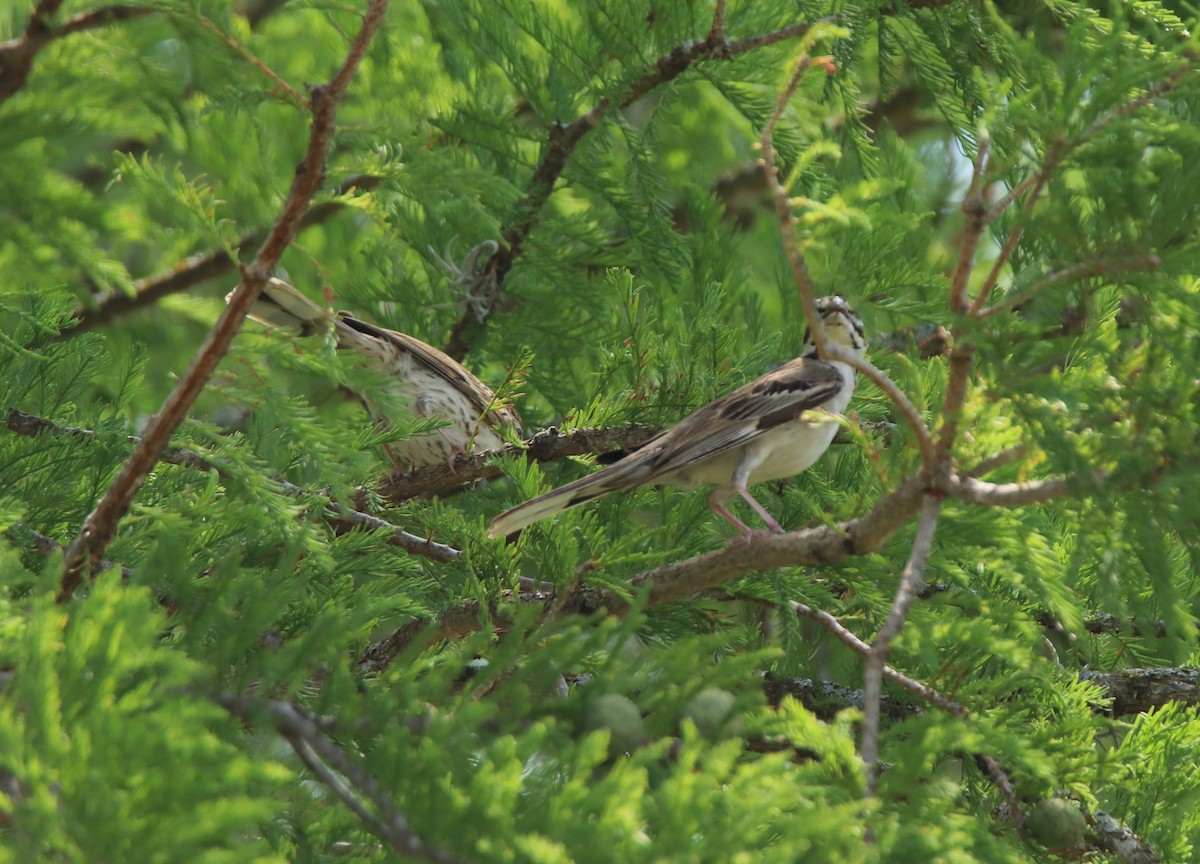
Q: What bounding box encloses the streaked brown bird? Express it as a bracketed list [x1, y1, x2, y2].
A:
[488, 296, 866, 538]
[238, 278, 521, 472]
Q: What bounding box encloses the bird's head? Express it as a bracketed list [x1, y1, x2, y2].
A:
[801, 295, 867, 358]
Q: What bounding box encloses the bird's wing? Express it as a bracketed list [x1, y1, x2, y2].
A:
[487, 358, 846, 537]
[635, 357, 847, 480]
[337, 313, 520, 432]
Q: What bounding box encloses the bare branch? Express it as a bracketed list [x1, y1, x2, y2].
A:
[194, 13, 309, 109]
[977, 255, 1161, 319]
[968, 164, 1053, 315]
[59, 0, 391, 599]
[1080, 667, 1200, 716]
[708, 0, 727, 46]
[441, 15, 828, 359]
[58, 174, 381, 340]
[826, 345, 938, 472]
[964, 444, 1028, 477]
[634, 473, 928, 605]
[948, 133, 990, 313]
[976, 754, 1025, 834]
[789, 601, 967, 716]
[946, 472, 1093, 507]
[376, 423, 658, 501]
[759, 54, 827, 360]
[862, 495, 941, 794]
[217, 695, 461, 864]
[0, 2, 154, 106]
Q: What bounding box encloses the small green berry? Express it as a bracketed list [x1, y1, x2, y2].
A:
[1027, 798, 1086, 850]
[683, 688, 742, 739]
[585, 694, 646, 757]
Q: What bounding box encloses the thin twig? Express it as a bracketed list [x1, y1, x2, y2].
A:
[217, 695, 461, 864]
[55, 3, 153, 37]
[968, 166, 1051, 315]
[441, 12, 828, 359]
[963, 444, 1027, 477]
[937, 134, 992, 458]
[789, 601, 967, 717]
[59, 174, 382, 340]
[760, 54, 825, 358]
[977, 255, 1161, 318]
[976, 754, 1025, 835]
[948, 132, 990, 313]
[758, 55, 939, 474]
[862, 495, 941, 795]
[708, 0, 727, 45]
[194, 14, 309, 109]
[6, 409, 458, 563]
[827, 345, 939, 472]
[59, 0, 391, 599]
[0, 1, 154, 105]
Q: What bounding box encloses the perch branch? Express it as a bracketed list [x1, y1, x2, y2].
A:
[0, 1, 154, 106]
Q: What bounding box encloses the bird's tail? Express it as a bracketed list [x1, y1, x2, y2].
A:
[487, 458, 652, 538]
[234, 278, 334, 337]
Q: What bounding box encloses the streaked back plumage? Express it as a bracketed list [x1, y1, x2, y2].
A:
[239, 279, 520, 472]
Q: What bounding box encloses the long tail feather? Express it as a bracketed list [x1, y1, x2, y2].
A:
[236, 278, 328, 334]
[487, 459, 650, 538]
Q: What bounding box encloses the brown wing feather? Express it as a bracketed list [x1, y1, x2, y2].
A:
[637, 357, 846, 478]
[337, 313, 518, 430]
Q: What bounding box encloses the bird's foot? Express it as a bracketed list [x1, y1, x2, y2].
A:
[730, 528, 779, 544]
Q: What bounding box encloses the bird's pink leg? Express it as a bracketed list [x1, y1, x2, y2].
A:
[707, 494, 756, 537]
[731, 457, 786, 535]
[737, 489, 785, 534]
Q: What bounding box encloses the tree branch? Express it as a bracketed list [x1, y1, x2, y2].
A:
[861, 494, 941, 794]
[359, 460, 1091, 673]
[58, 0, 391, 599]
[217, 694, 461, 864]
[1080, 667, 1200, 716]
[6, 409, 458, 564]
[758, 52, 939, 475]
[376, 423, 658, 501]
[441, 12, 829, 359]
[0, 1, 154, 106]
[58, 174, 382, 340]
[789, 601, 967, 717]
[977, 255, 1161, 319]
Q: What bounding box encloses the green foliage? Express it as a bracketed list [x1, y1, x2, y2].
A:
[2, 0, 1200, 860]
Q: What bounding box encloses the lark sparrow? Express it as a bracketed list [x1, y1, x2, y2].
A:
[238, 279, 521, 472]
[488, 296, 866, 538]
